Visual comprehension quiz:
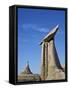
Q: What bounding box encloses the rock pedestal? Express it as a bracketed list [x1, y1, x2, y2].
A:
[40, 25, 65, 80]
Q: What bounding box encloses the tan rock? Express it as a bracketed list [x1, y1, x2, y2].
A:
[40, 25, 65, 80]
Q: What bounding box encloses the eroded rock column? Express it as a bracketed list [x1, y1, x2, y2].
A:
[47, 39, 65, 80]
[45, 42, 48, 79]
[41, 42, 45, 80]
[41, 42, 48, 80]
[40, 25, 65, 80]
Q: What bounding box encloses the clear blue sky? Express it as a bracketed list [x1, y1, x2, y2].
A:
[18, 8, 65, 75]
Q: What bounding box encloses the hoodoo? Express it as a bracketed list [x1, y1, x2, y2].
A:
[18, 61, 41, 81]
[40, 25, 65, 80]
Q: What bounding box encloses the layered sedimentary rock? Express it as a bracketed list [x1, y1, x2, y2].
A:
[18, 62, 41, 81]
[41, 42, 48, 80]
[40, 25, 65, 80]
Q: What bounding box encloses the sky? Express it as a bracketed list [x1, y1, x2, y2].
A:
[18, 8, 65, 75]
